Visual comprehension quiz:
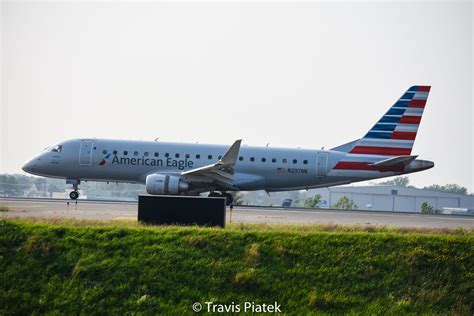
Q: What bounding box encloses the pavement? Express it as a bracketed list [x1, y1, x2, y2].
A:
[1, 197, 473, 228]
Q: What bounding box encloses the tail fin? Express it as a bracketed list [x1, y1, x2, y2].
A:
[348, 85, 431, 156]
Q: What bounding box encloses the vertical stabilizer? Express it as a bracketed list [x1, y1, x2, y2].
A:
[349, 85, 431, 156]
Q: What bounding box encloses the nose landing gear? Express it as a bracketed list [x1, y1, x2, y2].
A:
[67, 179, 81, 200]
[69, 190, 80, 200]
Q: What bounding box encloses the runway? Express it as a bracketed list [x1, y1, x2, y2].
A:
[0, 197, 473, 229]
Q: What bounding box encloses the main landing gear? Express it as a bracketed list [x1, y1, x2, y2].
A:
[208, 191, 233, 206]
[67, 179, 80, 200]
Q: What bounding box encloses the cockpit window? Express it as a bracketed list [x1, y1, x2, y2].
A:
[51, 145, 62, 152]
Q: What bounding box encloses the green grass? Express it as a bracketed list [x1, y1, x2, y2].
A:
[0, 218, 473, 315]
[0, 205, 8, 212]
[6, 216, 473, 235]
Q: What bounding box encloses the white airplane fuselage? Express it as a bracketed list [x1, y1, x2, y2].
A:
[22, 138, 433, 194]
[22, 86, 435, 200]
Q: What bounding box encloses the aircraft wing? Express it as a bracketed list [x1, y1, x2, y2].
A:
[369, 155, 418, 168]
[181, 139, 242, 188]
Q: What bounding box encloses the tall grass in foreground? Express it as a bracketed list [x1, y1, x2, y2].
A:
[0, 218, 473, 315]
[3, 216, 473, 235]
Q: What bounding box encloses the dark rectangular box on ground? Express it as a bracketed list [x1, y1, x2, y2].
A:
[138, 195, 226, 227]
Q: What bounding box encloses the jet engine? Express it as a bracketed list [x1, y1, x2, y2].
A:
[145, 174, 189, 195]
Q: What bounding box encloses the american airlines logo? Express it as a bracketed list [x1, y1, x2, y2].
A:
[100, 154, 194, 170]
[99, 154, 111, 165]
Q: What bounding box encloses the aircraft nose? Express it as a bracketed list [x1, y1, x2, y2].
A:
[22, 159, 38, 173]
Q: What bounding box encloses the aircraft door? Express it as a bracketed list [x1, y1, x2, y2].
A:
[79, 140, 94, 166]
[316, 153, 329, 177]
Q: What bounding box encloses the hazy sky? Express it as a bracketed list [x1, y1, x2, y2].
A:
[1, 1, 473, 191]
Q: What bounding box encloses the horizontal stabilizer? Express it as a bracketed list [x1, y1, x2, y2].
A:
[369, 155, 418, 168]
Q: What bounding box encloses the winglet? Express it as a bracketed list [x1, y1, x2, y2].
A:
[181, 139, 242, 179]
[219, 139, 242, 165]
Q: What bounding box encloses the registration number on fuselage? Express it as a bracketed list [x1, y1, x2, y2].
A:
[287, 168, 308, 174]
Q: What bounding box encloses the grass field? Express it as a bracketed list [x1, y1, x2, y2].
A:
[1, 218, 473, 315]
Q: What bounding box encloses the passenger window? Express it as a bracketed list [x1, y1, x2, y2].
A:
[124, 151, 128, 156]
[175, 153, 180, 158]
[272, 158, 276, 163]
[154, 152, 159, 157]
[196, 154, 200, 159]
[261, 158, 266, 162]
[208, 155, 213, 160]
[218, 155, 222, 159]
[185, 154, 190, 158]
[250, 157, 255, 162]
[293, 159, 297, 164]
[144, 152, 149, 157]
[103, 149, 107, 154]
[134, 151, 139, 156]
[282, 159, 287, 163]
[303, 160, 308, 165]
[113, 150, 117, 155]
[239, 156, 243, 161]
[165, 153, 169, 157]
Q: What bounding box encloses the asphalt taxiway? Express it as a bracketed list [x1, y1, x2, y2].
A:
[1, 197, 473, 228]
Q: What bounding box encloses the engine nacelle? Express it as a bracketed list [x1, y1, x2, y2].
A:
[145, 174, 189, 195]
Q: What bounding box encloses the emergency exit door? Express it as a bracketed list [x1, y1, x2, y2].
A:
[316, 153, 329, 177]
[79, 140, 94, 166]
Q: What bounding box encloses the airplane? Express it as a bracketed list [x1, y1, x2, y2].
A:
[22, 86, 434, 205]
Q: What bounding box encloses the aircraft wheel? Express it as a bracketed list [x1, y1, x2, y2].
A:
[69, 191, 79, 200]
[208, 192, 221, 198]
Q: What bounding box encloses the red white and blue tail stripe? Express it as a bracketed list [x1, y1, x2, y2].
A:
[333, 85, 430, 172]
[350, 85, 429, 156]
